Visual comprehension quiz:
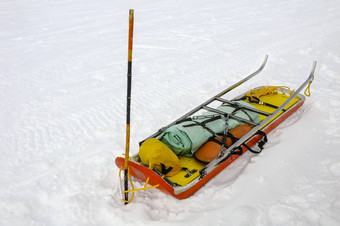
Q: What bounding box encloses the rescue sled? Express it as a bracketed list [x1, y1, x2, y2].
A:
[116, 55, 316, 200]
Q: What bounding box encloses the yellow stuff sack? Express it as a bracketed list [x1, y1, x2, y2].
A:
[139, 138, 181, 177]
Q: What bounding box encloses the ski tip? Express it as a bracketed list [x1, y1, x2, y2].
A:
[260, 55, 269, 69]
[264, 55, 269, 63]
[312, 61, 317, 69]
[311, 61, 317, 75]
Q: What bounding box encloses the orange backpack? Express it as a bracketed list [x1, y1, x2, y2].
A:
[194, 124, 252, 163]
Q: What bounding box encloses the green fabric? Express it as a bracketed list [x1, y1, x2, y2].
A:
[158, 101, 260, 157]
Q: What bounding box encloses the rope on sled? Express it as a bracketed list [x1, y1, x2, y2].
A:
[245, 86, 293, 101]
[304, 81, 313, 97]
[244, 83, 313, 99]
[119, 164, 159, 204]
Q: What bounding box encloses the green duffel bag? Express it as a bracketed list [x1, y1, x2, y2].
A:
[158, 101, 260, 157]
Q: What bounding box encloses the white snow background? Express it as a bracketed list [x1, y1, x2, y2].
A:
[1, 0, 340, 225]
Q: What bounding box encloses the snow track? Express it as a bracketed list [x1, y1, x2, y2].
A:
[1, 0, 340, 225]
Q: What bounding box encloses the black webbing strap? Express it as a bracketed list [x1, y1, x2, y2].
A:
[153, 168, 179, 187]
[230, 146, 244, 156]
[222, 102, 255, 122]
[160, 163, 173, 175]
[209, 131, 238, 147]
[216, 130, 269, 166]
[184, 120, 221, 140]
[175, 117, 193, 125]
[183, 115, 223, 141]
[243, 130, 268, 154]
[184, 115, 223, 127]
[181, 104, 258, 145]
[244, 96, 286, 112]
[223, 130, 268, 158]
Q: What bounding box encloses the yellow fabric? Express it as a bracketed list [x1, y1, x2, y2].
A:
[166, 156, 206, 186]
[139, 138, 182, 177]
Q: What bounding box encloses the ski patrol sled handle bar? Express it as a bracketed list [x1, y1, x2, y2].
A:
[141, 55, 269, 144]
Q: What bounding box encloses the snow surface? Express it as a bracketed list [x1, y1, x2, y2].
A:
[1, 0, 340, 225]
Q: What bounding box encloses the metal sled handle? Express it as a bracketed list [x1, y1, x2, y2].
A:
[202, 60, 317, 175]
[142, 55, 269, 143]
[172, 61, 317, 195]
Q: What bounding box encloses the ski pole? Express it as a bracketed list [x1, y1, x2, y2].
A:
[124, 9, 134, 204]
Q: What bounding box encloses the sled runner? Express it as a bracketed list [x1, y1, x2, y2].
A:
[116, 55, 316, 200]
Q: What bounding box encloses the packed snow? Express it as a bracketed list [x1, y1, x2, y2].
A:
[1, 0, 340, 225]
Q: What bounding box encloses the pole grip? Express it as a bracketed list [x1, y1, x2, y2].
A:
[128, 9, 134, 63]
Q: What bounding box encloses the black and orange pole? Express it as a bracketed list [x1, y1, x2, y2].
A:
[124, 9, 134, 204]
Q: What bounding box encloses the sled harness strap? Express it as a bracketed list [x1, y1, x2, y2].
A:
[183, 106, 255, 143]
[243, 96, 286, 112]
[221, 102, 257, 123]
[228, 130, 268, 156]
[243, 130, 268, 154]
[211, 129, 267, 153]
[183, 115, 224, 141]
[209, 131, 238, 146]
[240, 86, 298, 112]
[160, 163, 173, 175]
